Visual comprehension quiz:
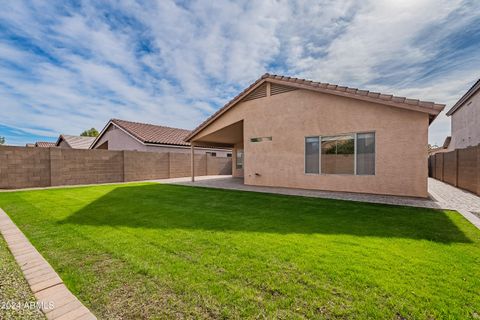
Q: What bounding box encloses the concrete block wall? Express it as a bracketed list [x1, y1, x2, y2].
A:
[457, 146, 478, 194]
[50, 148, 124, 186]
[0, 147, 51, 189]
[207, 156, 232, 175]
[429, 144, 479, 196]
[434, 153, 444, 181]
[442, 150, 457, 186]
[0, 146, 232, 189]
[124, 151, 169, 182]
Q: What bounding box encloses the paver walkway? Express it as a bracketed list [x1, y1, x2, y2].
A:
[0, 208, 96, 320]
[166, 176, 480, 229]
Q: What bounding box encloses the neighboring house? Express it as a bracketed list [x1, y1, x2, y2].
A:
[25, 143, 35, 147]
[185, 73, 445, 198]
[34, 142, 56, 148]
[446, 79, 480, 149]
[55, 134, 95, 149]
[428, 136, 452, 155]
[90, 119, 231, 157]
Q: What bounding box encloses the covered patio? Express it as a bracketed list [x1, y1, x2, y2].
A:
[190, 120, 244, 182]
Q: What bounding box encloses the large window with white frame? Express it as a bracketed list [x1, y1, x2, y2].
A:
[305, 132, 375, 175]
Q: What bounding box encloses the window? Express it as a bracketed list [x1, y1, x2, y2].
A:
[321, 135, 355, 174]
[207, 152, 217, 157]
[356, 132, 375, 175]
[236, 149, 244, 169]
[250, 136, 272, 142]
[305, 137, 319, 174]
[227, 153, 232, 158]
[304, 132, 375, 175]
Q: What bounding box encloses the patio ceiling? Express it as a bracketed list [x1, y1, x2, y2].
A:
[192, 120, 243, 148]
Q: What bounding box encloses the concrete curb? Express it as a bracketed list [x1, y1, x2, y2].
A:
[0, 208, 96, 320]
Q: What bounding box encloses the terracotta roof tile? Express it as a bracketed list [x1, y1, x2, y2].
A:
[185, 73, 446, 141]
[111, 119, 191, 146]
[57, 135, 95, 149]
[35, 142, 55, 148]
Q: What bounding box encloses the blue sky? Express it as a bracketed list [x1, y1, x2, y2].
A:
[0, 0, 479, 146]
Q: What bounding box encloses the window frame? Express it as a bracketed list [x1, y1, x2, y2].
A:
[304, 131, 375, 176]
[304, 136, 320, 175]
[236, 149, 244, 170]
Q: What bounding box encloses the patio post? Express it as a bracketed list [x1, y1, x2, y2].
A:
[191, 142, 195, 182]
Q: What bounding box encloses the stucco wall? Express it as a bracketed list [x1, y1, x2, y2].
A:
[194, 88, 430, 197]
[94, 125, 231, 156]
[451, 91, 480, 149]
[58, 140, 70, 148]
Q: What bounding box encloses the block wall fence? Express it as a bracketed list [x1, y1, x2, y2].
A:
[428, 144, 480, 196]
[0, 146, 231, 189]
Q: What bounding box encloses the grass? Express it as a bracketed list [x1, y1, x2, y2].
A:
[0, 235, 45, 320]
[0, 183, 479, 319]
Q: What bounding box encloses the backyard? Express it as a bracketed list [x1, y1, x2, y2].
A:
[0, 183, 479, 319]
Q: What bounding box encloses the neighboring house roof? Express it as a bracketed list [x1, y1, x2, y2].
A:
[35, 142, 56, 148]
[428, 136, 451, 155]
[185, 73, 445, 141]
[446, 79, 480, 116]
[55, 135, 95, 149]
[442, 136, 451, 149]
[91, 119, 192, 148]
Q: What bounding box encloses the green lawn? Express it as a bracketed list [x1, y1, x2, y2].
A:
[0, 183, 479, 319]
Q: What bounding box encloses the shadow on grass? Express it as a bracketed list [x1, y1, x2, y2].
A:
[60, 184, 471, 243]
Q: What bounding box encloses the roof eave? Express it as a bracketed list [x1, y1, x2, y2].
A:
[186, 76, 445, 140]
[446, 79, 480, 116]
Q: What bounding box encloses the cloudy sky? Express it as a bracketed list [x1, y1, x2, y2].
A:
[0, 0, 479, 146]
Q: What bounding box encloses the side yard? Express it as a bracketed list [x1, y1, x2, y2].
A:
[0, 183, 479, 319]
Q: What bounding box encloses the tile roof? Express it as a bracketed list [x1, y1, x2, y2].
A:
[185, 73, 446, 141]
[56, 135, 95, 149]
[35, 142, 56, 148]
[110, 119, 191, 146]
[446, 78, 480, 116]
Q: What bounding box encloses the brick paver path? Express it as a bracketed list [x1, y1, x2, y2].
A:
[168, 176, 480, 229]
[0, 208, 96, 320]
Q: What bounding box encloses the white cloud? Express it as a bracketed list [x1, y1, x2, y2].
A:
[0, 0, 479, 145]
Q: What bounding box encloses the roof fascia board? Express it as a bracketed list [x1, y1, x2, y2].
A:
[186, 77, 441, 141]
[267, 78, 440, 115]
[446, 79, 480, 116]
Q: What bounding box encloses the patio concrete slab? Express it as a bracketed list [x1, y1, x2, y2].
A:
[0, 208, 97, 320]
[167, 176, 480, 229]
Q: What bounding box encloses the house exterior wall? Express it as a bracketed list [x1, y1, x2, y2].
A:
[451, 91, 480, 149]
[93, 125, 231, 156]
[193, 89, 430, 197]
[57, 140, 71, 148]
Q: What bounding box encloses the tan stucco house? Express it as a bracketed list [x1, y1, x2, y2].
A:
[185, 74, 445, 197]
[91, 119, 231, 157]
[446, 79, 480, 149]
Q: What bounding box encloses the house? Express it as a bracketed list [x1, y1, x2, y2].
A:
[55, 135, 95, 149]
[185, 73, 445, 197]
[25, 143, 35, 147]
[34, 142, 56, 148]
[446, 79, 480, 149]
[90, 119, 231, 157]
[428, 136, 452, 155]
